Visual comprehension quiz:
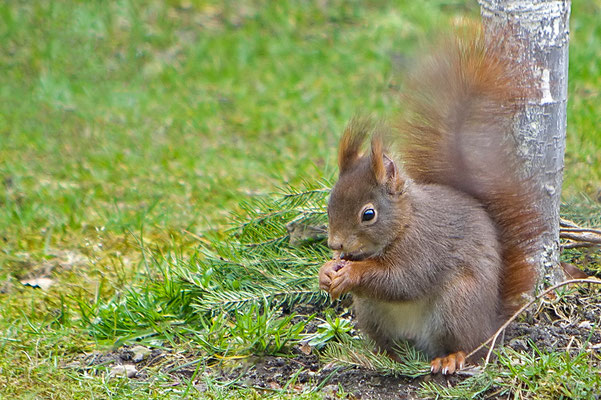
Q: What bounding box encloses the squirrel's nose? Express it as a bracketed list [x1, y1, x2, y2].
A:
[328, 238, 343, 251]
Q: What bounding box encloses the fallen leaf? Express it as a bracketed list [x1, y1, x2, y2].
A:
[21, 277, 54, 291]
[561, 262, 590, 279]
[109, 364, 137, 378]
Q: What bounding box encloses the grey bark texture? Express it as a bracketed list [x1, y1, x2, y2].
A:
[478, 0, 571, 285]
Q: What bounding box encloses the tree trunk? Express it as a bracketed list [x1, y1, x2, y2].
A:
[479, 0, 571, 285]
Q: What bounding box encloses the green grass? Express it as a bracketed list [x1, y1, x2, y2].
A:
[1, 0, 600, 398]
[421, 343, 601, 399]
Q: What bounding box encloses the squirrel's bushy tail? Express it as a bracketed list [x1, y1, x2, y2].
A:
[400, 25, 544, 315]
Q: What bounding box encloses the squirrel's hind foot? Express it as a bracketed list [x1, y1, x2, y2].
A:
[430, 351, 466, 375]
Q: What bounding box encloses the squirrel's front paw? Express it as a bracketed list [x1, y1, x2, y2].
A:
[328, 263, 358, 300]
[319, 259, 347, 292]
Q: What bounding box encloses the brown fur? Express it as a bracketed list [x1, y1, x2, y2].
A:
[319, 25, 545, 368]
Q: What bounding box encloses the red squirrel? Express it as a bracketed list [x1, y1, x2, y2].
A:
[318, 27, 543, 375]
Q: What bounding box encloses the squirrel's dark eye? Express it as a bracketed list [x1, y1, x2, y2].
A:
[359, 203, 377, 225]
[362, 208, 376, 222]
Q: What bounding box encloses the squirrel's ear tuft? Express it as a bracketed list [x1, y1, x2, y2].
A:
[371, 136, 405, 195]
[370, 135, 386, 183]
[338, 117, 371, 174]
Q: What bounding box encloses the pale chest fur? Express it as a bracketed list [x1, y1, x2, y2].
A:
[354, 296, 436, 353]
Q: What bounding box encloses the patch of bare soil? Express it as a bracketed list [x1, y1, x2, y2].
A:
[70, 285, 601, 399]
[506, 285, 601, 356]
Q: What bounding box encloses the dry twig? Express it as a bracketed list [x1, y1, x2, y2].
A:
[560, 218, 601, 249]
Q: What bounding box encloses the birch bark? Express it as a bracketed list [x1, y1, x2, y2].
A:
[478, 0, 571, 285]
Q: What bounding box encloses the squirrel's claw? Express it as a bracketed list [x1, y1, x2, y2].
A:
[430, 351, 466, 375]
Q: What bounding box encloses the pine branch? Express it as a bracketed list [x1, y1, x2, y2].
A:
[419, 374, 493, 398]
[322, 337, 430, 378]
[192, 288, 329, 314]
[177, 181, 332, 315]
